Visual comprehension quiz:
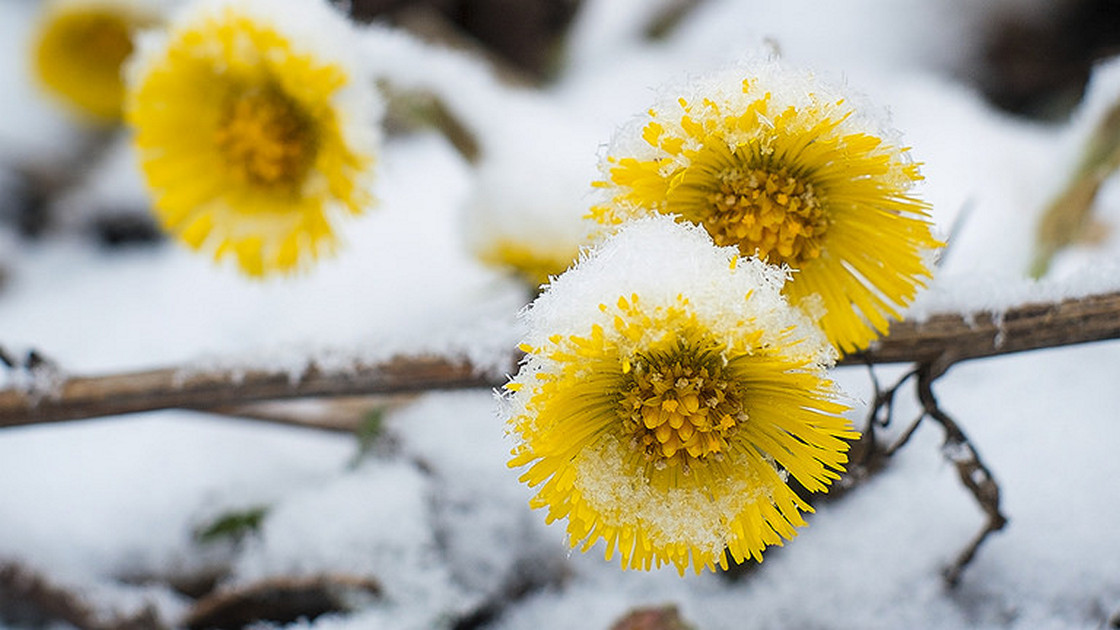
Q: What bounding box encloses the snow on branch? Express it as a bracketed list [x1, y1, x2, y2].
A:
[846, 289, 1120, 367]
[3, 290, 1120, 428]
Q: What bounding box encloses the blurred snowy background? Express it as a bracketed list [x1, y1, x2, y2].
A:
[2, 0, 1120, 628]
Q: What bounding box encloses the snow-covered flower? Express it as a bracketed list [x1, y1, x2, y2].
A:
[463, 102, 599, 289]
[592, 61, 941, 354]
[464, 152, 590, 289]
[503, 216, 856, 575]
[126, 0, 380, 276]
[33, 0, 160, 123]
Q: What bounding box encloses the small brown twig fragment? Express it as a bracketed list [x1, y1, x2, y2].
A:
[182, 574, 381, 630]
[0, 345, 16, 369]
[381, 85, 482, 164]
[851, 364, 919, 469]
[204, 394, 417, 434]
[0, 558, 166, 630]
[915, 362, 1008, 587]
[609, 604, 696, 630]
[882, 410, 926, 458]
[836, 365, 919, 498]
[643, 0, 706, 41]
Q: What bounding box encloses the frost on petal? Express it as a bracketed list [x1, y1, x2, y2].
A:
[592, 59, 942, 354]
[503, 216, 855, 575]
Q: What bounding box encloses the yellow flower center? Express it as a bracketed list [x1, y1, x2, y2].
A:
[709, 165, 826, 265]
[618, 350, 742, 469]
[215, 85, 317, 188]
[676, 160, 828, 267]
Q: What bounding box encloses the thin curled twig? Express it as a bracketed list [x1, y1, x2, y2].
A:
[851, 363, 919, 470]
[851, 359, 1008, 587]
[914, 362, 1008, 586]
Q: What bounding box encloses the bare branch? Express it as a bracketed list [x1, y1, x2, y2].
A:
[3, 290, 1120, 427]
[0, 355, 510, 428]
[840, 289, 1120, 366]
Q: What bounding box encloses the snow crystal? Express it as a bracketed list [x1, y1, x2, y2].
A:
[572, 433, 756, 561]
[522, 215, 833, 366]
[595, 56, 917, 201]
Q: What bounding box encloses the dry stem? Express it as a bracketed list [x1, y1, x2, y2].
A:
[0, 355, 507, 428]
[916, 363, 1008, 586]
[2, 290, 1120, 427]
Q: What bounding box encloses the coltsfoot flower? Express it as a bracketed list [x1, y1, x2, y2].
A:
[463, 103, 600, 289]
[503, 216, 857, 574]
[473, 238, 581, 289]
[33, 0, 160, 123]
[593, 61, 941, 353]
[126, 0, 380, 276]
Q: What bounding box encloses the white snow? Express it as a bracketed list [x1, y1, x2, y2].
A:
[515, 216, 822, 356]
[2, 0, 1120, 628]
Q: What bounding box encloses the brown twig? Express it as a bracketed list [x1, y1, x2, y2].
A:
[847, 360, 1009, 587]
[2, 290, 1120, 427]
[0, 355, 510, 428]
[839, 289, 1120, 366]
[643, 0, 706, 41]
[205, 394, 417, 433]
[609, 604, 696, 630]
[0, 559, 167, 630]
[182, 574, 381, 630]
[914, 363, 1008, 586]
[850, 364, 919, 470]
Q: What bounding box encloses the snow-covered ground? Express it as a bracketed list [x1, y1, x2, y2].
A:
[2, 0, 1119, 628]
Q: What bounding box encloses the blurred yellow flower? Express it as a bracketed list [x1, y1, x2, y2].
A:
[461, 108, 601, 291]
[477, 239, 579, 289]
[504, 218, 856, 574]
[33, 0, 157, 123]
[126, 0, 379, 276]
[593, 64, 941, 353]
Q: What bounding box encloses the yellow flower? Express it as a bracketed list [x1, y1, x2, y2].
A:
[126, 0, 379, 276]
[476, 239, 580, 288]
[33, 0, 159, 123]
[592, 63, 941, 354]
[504, 217, 856, 575]
[462, 110, 601, 290]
